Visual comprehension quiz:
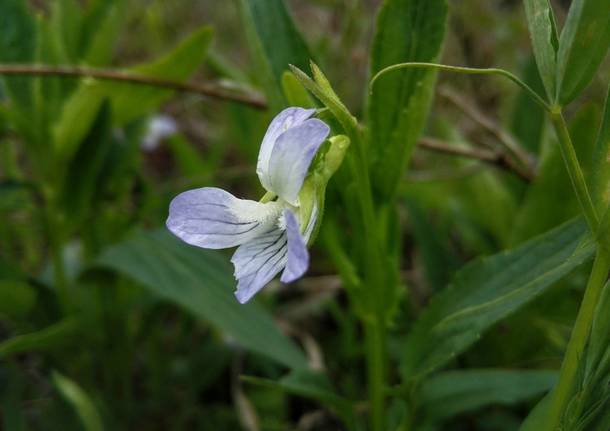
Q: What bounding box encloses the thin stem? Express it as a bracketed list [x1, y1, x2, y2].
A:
[439, 86, 535, 172]
[550, 112, 599, 234]
[365, 320, 387, 431]
[0, 64, 267, 109]
[369, 62, 551, 112]
[545, 247, 610, 431]
[418, 137, 535, 182]
[44, 206, 70, 312]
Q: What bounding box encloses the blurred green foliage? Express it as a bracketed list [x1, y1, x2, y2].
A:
[0, 0, 608, 430]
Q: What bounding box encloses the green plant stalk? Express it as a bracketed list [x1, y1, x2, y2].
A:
[43, 197, 70, 313]
[345, 124, 389, 431]
[544, 247, 610, 431]
[290, 64, 390, 430]
[330, 87, 388, 431]
[550, 111, 599, 234]
[364, 319, 387, 431]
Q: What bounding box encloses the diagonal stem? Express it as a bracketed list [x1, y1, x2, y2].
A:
[0, 64, 267, 109]
[550, 111, 599, 234]
[544, 247, 610, 431]
[370, 62, 551, 111]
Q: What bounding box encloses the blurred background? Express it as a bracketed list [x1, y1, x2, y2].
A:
[0, 0, 608, 429]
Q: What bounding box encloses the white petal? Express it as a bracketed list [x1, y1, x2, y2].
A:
[266, 119, 330, 205]
[232, 228, 288, 303]
[256, 107, 316, 192]
[166, 187, 282, 249]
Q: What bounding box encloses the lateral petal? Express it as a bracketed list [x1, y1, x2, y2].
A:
[256, 107, 316, 192]
[166, 187, 282, 250]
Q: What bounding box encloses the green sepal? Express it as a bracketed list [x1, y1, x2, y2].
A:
[298, 135, 351, 243]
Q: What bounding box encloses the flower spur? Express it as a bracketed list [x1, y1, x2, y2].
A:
[166, 107, 333, 303]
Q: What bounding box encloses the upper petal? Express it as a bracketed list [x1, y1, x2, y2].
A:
[280, 209, 310, 283]
[231, 228, 288, 303]
[266, 118, 330, 205]
[166, 187, 282, 249]
[256, 107, 316, 192]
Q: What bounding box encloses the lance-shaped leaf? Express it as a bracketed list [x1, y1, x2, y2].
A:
[96, 229, 308, 369]
[556, 0, 610, 105]
[402, 218, 594, 380]
[368, 0, 448, 201]
[53, 372, 103, 431]
[242, 369, 355, 426]
[237, 0, 311, 110]
[591, 84, 610, 212]
[0, 0, 36, 111]
[53, 26, 213, 162]
[523, 0, 559, 100]
[421, 369, 556, 424]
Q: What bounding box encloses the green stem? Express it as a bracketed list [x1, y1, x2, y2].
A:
[365, 319, 387, 431]
[44, 203, 70, 313]
[550, 111, 599, 234]
[328, 84, 388, 431]
[369, 62, 551, 111]
[348, 127, 389, 431]
[544, 247, 610, 431]
[289, 64, 390, 429]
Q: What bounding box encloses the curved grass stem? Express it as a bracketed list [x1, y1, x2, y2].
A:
[369, 62, 551, 112]
[550, 112, 599, 234]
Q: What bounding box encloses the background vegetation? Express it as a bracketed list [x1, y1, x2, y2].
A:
[0, 0, 609, 429]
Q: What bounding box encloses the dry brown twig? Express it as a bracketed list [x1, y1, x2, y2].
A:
[0, 65, 536, 183]
[417, 136, 535, 182]
[439, 85, 537, 179]
[0, 64, 267, 109]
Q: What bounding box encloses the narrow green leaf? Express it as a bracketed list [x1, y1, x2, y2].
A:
[242, 370, 354, 424]
[0, 370, 26, 431]
[281, 71, 315, 108]
[512, 104, 599, 243]
[165, 134, 209, 178]
[421, 369, 556, 424]
[519, 394, 552, 431]
[53, 372, 103, 431]
[237, 0, 311, 110]
[0, 319, 79, 359]
[53, 26, 213, 160]
[0, 281, 37, 318]
[290, 64, 357, 136]
[368, 0, 448, 201]
[111, 26, 213, 123]
[59, 101, 112, 229]
[402, 218, 594, 380]
[523, 0, 559, 100]
[50, 0, 83, 62]
[0, 0, 36, 111]
[96, 229, 308, 369]
[591, 84, 610, 212]
[556, 0, 610, 104]
[82, 0, 126, 66]
[510, 57, 547, 155]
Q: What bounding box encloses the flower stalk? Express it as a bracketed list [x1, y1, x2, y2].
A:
[549, 111, 599, 234]
[544, 247, 610, 431]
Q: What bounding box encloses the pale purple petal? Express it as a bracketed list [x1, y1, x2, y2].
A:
[256, 107, 316, 192]
[231, 228, 288, 303]
[166, 187, 282, 250]
[280, 209, 309, 283]
[267, 119, 330, 205]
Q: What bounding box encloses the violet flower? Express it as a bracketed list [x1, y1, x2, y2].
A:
[167, 107, 331, 303]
